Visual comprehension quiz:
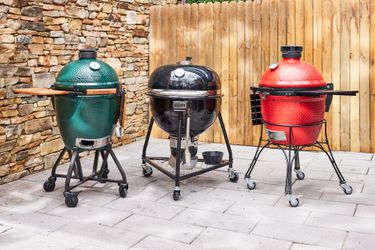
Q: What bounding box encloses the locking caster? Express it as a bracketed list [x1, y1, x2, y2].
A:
[142, 164, 153, 177]
[64, 192, 79, 208]
[245, 178, 256, 190]
[228, 168, 239, 183]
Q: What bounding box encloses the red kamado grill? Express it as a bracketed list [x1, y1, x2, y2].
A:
[245, 46, 358, 207]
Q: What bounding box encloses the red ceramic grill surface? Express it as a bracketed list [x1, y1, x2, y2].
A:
[259, 57, 327, 146]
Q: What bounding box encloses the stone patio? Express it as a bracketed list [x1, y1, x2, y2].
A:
[0, 138, 375, 249]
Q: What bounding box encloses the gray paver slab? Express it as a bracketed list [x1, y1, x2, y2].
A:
[305, 212, 375, 234]
[192, 228, 292, 250]
[343, 231, 375, 250]
[131, 235, 204, 250]
[252, 220, 347, 248]
[115, 214, 204, 244]
[173, 208, 257, 233]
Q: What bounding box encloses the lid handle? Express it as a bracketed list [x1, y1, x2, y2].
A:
[79, 48, 97, 59]
[281, 46, 303, 59]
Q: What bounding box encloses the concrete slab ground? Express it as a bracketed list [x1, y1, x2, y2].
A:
[0, 138, 374, 249]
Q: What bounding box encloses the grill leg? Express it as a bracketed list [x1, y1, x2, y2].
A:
[316, 122, 352, 195]
[63, 149, 80, 207]
[108, 146, 128, 185]
[98, 150, 110, 181]
[218, 111, 238, 183]
[43, 147, 67, 193]
[285, 127, 299, 207]
[75, 154, 84, 181]
[99, 150, 110, 180]
[245, 125, 269, 190]
[294, 147, 305, 180]
[173, 112, 183, 201]
[141, 118, 154, 177]
[92, 151, 100, 175]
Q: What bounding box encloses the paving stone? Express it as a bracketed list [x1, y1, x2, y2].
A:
[0, 211, 70, 233]
[362, 183, 375, 195]
[290, 243, 339, 250]
[226, 201, 310, 224]
[316, 151, 373, 161]
[275, 198, 356, 216]
[43, 203, 132, 226]
[50, 221, 145, 248]
[0, 229, 80, 250]
[132, 235, 203, 250]
[354, 204, 375, 219]
[367, 167, 375, 175]
[343, 231, 375, 250]
[173, 208, 257, 233]
[105, 197, 185, 220]
[158, 192, 235, 213]
[252, 220, 346, 248]
[0, 224, 10, 234]
[192, 228, 292, 250]
[205, 188, 281, 206]
[292, 179, 363, 200]
[320, 192, 375, 206]
[305, 212, 375, 234]
[116, 214, 204, 244]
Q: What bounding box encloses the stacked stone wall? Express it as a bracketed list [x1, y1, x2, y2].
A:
[0, 0, 175, 184]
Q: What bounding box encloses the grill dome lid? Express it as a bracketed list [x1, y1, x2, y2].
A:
[148, 58, 221, 98]
[259, 46, 326, 89]
[54, 48, 119, 90]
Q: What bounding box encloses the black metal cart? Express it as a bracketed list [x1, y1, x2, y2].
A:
[43, 144, 128, 207]
[141, 108, 238, 201]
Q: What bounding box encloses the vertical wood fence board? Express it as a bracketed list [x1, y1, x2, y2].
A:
[331, 0, 341, 150]
[149, 1, 375, 152]
[370, 0, 375, 152]
[359, 0, 371, 152]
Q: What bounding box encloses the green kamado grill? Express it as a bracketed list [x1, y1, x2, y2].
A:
[54, 49, 121, 150]
[14, 49, 128, 207]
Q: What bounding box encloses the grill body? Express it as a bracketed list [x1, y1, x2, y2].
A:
[148, 61, 221, 137]
[53, 49, 120, 150]
[259, 46, 327, 145]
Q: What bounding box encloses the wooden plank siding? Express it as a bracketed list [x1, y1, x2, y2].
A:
[149, 1, 375, 152]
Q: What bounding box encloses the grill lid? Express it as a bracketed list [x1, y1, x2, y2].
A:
[259, 46, 326, 89]
[148, 58, 221, 98]
[54, 48, 119, 91]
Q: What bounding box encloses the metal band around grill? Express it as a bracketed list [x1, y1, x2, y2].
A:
[149, 89, 210, 97]
[75, 136, 111, 149]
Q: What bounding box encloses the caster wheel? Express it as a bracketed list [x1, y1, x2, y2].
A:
[119, 184, 128, 198]
[142, 165, 153, 177]
[173, 190, 181, 201]
[288, 197, 299, 207]
[296, 171, 305, 180]
[341, 184, 353, 195]
[43, 179, 56, 192]
[246, 180, 256, 190]
[229, 170, 239, 183]
[64, 192, 79, 208]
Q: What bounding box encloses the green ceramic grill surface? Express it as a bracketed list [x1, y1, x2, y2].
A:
[54, 50, 120, 150]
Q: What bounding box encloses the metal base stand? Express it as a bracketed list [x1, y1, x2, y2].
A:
[43, 144, 128, 207]
[142, 111, 238, 201]
[244, 120, 353, 207]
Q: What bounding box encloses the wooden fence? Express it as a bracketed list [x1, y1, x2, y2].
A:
[149, 0, 375, 153]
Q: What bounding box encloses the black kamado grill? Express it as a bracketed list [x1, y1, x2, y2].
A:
[142, 57, 238, 200]
[14, 49, 128, 207]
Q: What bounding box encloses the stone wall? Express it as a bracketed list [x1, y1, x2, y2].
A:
[0, 0, 176, 184]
